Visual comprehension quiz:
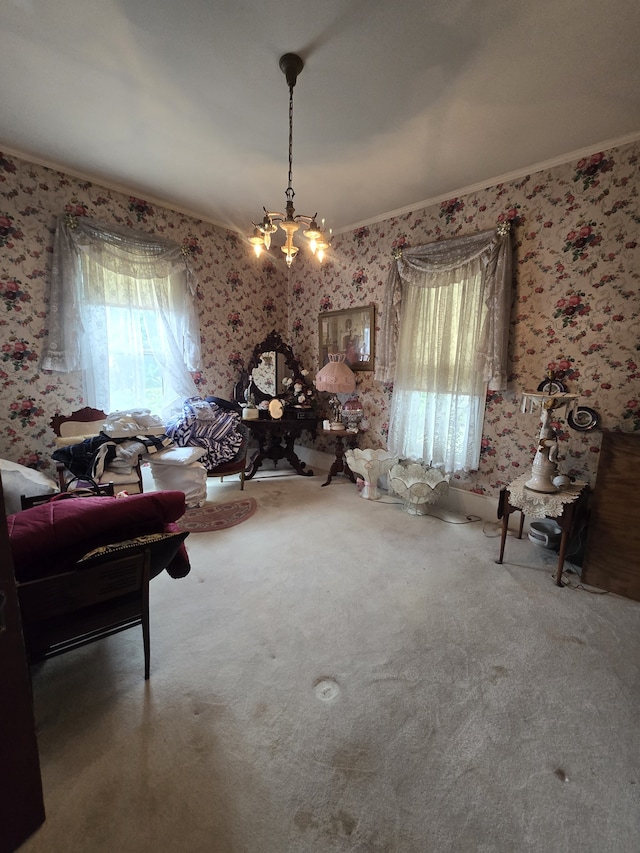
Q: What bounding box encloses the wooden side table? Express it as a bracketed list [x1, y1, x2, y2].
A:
[496, 472, 589, 586]
[320, 428, 360, 487]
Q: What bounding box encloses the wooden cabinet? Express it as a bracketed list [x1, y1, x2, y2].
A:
[582, 431, 640, 601]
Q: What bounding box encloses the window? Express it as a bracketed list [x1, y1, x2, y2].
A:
[388, 268, 487, 471]
[41, 216, 201, 414]
[378, 227, 511, 473]
[103, 306, 164, 413]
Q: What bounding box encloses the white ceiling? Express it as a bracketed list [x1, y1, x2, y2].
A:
[1, 0, 639, 236]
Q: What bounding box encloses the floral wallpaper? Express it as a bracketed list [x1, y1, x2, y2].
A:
[1, 141, 639, 497]
[288, 141, 640, 495]
[0, 151, 288, 476]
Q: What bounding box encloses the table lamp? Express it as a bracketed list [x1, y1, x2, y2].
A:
[315, 354, 356, 425]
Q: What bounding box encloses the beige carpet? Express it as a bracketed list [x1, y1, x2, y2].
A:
[20, 467, 640, 853]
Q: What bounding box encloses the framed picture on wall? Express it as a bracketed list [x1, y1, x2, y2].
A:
[318, 305, 375, 371]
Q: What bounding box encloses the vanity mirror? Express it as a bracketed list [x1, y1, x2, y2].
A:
[240, 330, 318, 480]
[244, 330, 312, 407]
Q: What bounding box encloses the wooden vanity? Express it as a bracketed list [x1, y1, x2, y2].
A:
[239, 330, 319, 479]
[244, 417, 318, 478]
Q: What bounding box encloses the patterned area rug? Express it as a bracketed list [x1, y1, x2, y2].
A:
[177, 497, 257, 533]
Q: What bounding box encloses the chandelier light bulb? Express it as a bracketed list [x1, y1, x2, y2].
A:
[248, 226, 264, 257]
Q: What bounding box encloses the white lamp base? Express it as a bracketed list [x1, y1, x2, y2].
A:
[524, 474, 558, 493]
[525, 453, 558, 492]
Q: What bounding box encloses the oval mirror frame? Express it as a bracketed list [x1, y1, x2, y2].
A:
[245, 330, 307, 404]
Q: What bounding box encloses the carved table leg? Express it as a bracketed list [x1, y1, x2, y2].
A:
[283, 434, 313, 477]
[245, 450, 263, 480]
[323, 434, 345, 486]
[322, 433, 357, 487]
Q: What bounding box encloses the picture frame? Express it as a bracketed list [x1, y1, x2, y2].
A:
[318, 305, 375, 372]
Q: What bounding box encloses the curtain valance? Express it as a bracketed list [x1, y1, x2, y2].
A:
[41, 215, 200, 375]
[376, 225, 512, 390]
[66, 216, 198, 284]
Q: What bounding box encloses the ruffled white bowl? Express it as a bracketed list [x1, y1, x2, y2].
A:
[345, 448, 399, 500]
[389, 461, 450, 515]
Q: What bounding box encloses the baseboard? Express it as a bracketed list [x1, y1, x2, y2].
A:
[297, 446, 527, 529]
[439, 486, 498, 524]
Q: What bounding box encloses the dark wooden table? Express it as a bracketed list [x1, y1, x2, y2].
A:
[320, 428, 360, 487]
[244, 417, 318, 479]
[496, 473, 589, 586]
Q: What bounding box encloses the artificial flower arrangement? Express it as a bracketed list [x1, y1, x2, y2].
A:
[280, 369, 317, 409]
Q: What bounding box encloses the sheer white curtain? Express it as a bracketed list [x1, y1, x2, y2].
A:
[41, 215, 201, 413]
[377, 226, 512, 473]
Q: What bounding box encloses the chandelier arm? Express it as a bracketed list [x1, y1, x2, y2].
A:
[264, 211, 317, 224]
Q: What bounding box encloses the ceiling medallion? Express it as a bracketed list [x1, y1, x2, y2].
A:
[249, 53, 331, 268]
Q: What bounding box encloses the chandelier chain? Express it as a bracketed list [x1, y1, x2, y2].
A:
[286, 83, 294, 201]
[249, 52, 329, 267]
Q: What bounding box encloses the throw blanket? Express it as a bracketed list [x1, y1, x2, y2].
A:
[165, 397, 242, 470]
[52, 433, 172, 480]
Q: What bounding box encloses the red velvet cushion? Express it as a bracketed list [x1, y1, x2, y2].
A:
[8, 491, 188, 582]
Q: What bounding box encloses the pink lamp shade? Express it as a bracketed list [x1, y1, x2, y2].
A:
[315, 354, 356, 394]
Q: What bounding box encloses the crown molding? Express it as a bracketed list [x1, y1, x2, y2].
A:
[336, 130, 640, 235]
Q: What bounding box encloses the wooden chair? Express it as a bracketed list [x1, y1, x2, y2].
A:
[50, 407, 143, 494]
[18, 548, 153, 678]
[10, 490, 190, 680]
[20, 483, 115, 510]
[206, 423, 250, 490]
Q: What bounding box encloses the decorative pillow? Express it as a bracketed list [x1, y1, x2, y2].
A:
[77, 530, 189, 579]
[8, 490, 188, 582]
[0, 458, 58, 515]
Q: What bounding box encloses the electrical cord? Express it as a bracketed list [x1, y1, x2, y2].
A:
[370, 493, 484, 525]
[558, 568, 609, 594]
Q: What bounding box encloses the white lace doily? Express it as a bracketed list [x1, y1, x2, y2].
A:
[506, 472, 587, 518]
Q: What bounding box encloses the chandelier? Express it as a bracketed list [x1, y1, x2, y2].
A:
[249, 53, 330, 267]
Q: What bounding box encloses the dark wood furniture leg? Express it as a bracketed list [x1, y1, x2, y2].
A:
[282, 433, 313, 476]
[554, 502, 578, 587]
[496, 486, 525, 564]
[245, 421, 315, 480]
[245, 433, 268, 480]
[496, 511, 509, 565]
[245, 426, 314, 479]
[322, 434, 356, 487]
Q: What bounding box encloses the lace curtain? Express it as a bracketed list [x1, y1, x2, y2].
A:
[378, 226, 512, 472]
[41, 215, 201, 412]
